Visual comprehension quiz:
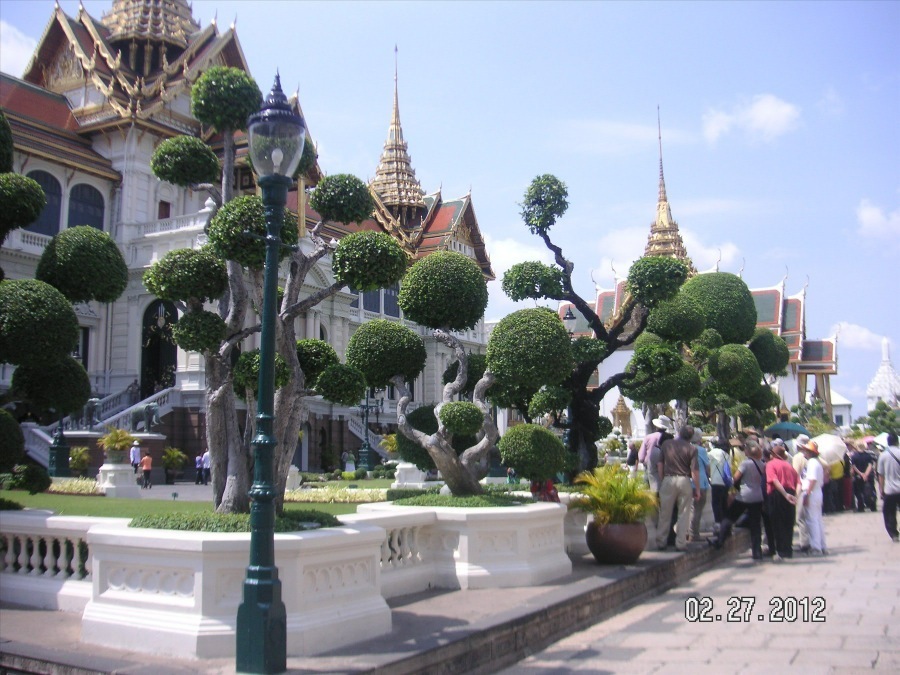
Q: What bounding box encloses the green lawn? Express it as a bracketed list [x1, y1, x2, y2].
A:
[1, 490, 359, 518]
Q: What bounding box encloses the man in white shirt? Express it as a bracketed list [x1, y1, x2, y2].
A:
[798, 439, 827, 555]
[129, 441, 141, 474]
[876, 432, 900, 542]
[201, 449, 211, 486]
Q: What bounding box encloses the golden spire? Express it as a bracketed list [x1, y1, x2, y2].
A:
[643, 107, 692, 267]
[101, 0, 200, 50]
[370, 45, 426, 229]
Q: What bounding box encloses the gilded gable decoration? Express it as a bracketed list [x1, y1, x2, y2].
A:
[44, 44, 84, 90]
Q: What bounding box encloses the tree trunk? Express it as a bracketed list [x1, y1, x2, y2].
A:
[206, 353, 250, 513]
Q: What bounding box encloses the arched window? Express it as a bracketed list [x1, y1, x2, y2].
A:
[68, 183, 105, 230]
[25, 170, 62, 236]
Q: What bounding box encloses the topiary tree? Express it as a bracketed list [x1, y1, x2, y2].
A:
[391, 251, 496, 495]
[497, 423, 567, 483]
[395, 404, 474, 472]
[0, 408, 25, 472]
[0, 172, 45, 245]
[11, 356, 91, 422]
[0, 279, 78, 367]
[500, 175, 690, 472]
[35, 226, 128, 303]
[145, 71, 411, 513]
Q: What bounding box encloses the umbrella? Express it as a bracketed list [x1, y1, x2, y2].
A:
[873, 432, 890, 448]
[862, 436, 875, 444]
[764, 421, 810, 439]
[810, 434, 849, 466]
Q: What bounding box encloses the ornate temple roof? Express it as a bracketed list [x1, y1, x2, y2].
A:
[101, 0, 200, 50]
[643, 113, 692, 268]
[20, 1, 247, 135]
[866, 338, 900, 409]
[369, 53, 426, 230]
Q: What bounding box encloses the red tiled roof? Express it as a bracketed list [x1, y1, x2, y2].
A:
[1, 74, 78, 131]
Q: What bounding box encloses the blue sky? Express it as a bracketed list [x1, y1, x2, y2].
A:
[1, 0, 898, 421]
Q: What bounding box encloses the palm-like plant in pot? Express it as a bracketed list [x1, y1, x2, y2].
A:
[570, 465, 658, 564]
[97, 427, 135, 465]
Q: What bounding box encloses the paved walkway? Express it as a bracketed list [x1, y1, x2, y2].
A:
[501, 509, 899, 674]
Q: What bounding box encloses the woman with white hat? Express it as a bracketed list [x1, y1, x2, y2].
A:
[798, 439, 827, 555]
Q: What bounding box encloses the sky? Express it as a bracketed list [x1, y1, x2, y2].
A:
[1, 0, 898, 421]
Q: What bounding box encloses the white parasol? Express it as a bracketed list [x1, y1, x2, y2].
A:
[810, 434, 849, 466]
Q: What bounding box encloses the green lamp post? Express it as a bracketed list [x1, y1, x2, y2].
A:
[235, 73, 306, 674]
[357, 389, 383, 471]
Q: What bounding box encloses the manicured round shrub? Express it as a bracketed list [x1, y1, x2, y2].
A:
[497, 424, 567, 482]
[346, 319, 426, 388]
[293, 138, 317, 180]
[36, 226, 127, 303]
[623, 361, 701, 405]
[520, 174, 569, 235]
[144, 248, 227, 303]
[308, 173, 374, 224]
[399, 251, 488, 331]
[396, 405, 474, 471]
[571, 336, 608, 364]
[0, 279, 79, 365]
[232, 348, 291, 400]
[438, 401, 483, 436]
[708, 343, 763, 400]
[208, 195, 298, 269]
[9, 463, 52, 495]
[746, 383, 781, 411]
[151, 135, 220, 187]
[647, 293, 705, 343]
[527, 385, 571, 419]
[486, 307, 572, 388]
[171, 310, 226, 353]
[0, 408, 25, 472]
[331, 230, 408, 291]
[11, 356, 91, 418]
[679, 272, 756, 345]
[626, 256, 690, 309]
[0, 172, 46, 240]
[501, 261, 565, 301]
[748, 327, 790, 375]
[191, 66, 262, 133]
[296, 339, 339, 387]
[315, 363, 366, 407]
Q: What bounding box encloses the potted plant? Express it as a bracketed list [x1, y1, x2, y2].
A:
[69, 446, 91, 477]
[570, 465, 658, 564]
[97, 427, 135, 465]
[162, 447, 188, 484]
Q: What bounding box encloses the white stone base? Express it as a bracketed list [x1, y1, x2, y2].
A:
[80, 522, 391, 659]
[96, 462, 141, 499]
[359, 501, 572, 590]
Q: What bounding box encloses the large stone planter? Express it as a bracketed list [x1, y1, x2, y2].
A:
[358, 501, 572, 589]
[585, 521, 648, 565]
[80, 522, 391, 659]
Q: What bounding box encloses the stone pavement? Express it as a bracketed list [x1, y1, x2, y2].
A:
[1, 501, 895, 674]
[501, 509, 899, 674]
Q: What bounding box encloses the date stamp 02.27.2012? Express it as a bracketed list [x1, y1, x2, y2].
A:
[684, 596, 826, 623]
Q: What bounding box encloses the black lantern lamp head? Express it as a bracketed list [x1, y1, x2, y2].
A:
[247, 74, 306, 179]
[562, 306, 576, 334]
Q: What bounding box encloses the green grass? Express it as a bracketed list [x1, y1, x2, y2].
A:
[0, 489, 358, 518]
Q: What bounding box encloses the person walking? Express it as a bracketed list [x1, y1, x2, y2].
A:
[194, 453, 203, 485]
[129, 440, 141, 474]
[765, 439, 799, 561]
[656, 425, 700, 551]
[201, 449, 211, 485]
[139, 451, 153, 489]
[709, 441, 766, 560]
[851, 442, 877, 512]
[792, 434, 811, 553]
[799, 439, 827, 555]
[876, 432, 900, 542]
[707, 439, 732, 534]
[689, 428, 711, 542]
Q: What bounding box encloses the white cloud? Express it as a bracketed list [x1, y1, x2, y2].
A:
[703, 94, 801, 144]
[856, 198, 900, 240]
[0, 21, 37, 78]
[680, 231, 741, 271]
[829, 322, 884, 350]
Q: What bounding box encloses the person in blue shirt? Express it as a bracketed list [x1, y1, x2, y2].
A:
[690, 427, 711, 541]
